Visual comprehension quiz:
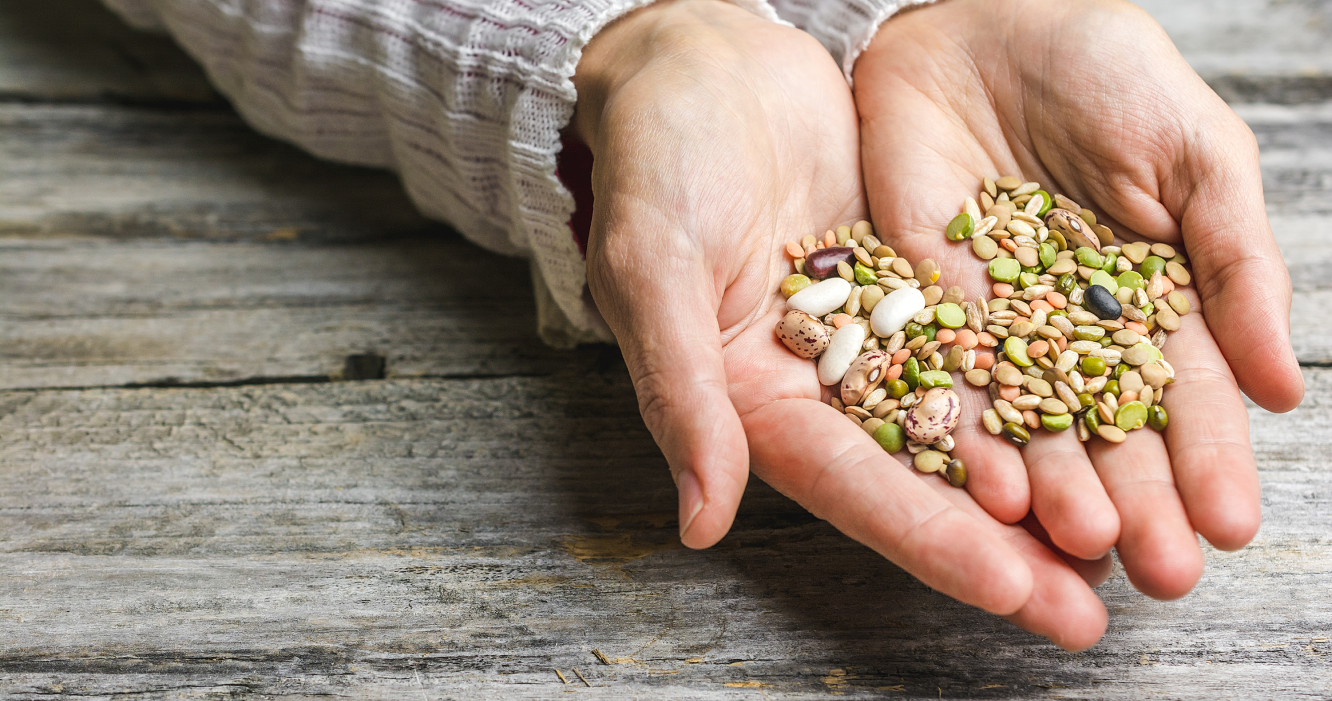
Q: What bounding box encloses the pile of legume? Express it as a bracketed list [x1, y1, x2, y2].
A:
[776, 222, 971, 487]
[945, 176, 1189, 444]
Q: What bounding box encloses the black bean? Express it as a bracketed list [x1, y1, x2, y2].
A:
[1083, 284, 1122, 320]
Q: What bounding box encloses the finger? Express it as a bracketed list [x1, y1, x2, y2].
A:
[935, 485, 1108, 651]
[948, 386, 1031, 524]
[1021, 424, 1121, 560]
[587, 233, 749, 550]
[743, 397, 1034, 616]
[856, 89, 1033, 523]
[1087, 419, 1204, 600]
[1019, 510, 1114, 589]
[1172, 113, 1303, 413]
[1157, 302, 1262, 551]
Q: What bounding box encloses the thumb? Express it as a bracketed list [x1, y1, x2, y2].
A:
[587, 234, 750, 549]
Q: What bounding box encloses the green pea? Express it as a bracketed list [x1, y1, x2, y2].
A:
[1089, 270, 1119, 294]
[1002, 422, 1031, 447]
[1041, 413, 1074, 432]
[1148, 405, 1169, 431]
[1039, 243, 1057, 269]
[919, 370, 954, 389]
[903, 357, 921, 391]
[1099, 337, 1114, 347]
[1116, 271, 1144, 290]
[1074, 325, 1106, 342]
[1075, 247, 1103, 268]
[1085, 409, 1101, 434]
[1139, 255, 1167, 281]
[1018, 272, 1040, 290]
[1101, 253, 1118, 275]
[1056, 273, 1077, 296]
[1115, 401, 1148, 431]
[923, 324, 938, 342]
[1103, 379, 1120, 397]
[988, 257, 1021, 283]
[1115, 363, 1129, 379]
[1077, 393, 1096, 412]
[946, 213, 975, 241]
[854, 262, 878, 286]
[886, 379, 910, 399]
[935, 303, 966, 329]
[1004, 337, 1033, 367]
[780, 274, 811, 299]
[873, 422, 907, 453]
[904, 322, 925, 339]
[1032, 190, 1053, 216]
[1081, 356, 1106, 376]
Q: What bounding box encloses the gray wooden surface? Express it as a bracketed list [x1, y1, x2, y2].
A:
[0, 1, 1329, 698]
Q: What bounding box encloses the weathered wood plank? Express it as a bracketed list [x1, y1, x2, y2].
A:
[0, 238, 570, 389]
[0, 0, 219, 105]
[0, 369, 1328, 698]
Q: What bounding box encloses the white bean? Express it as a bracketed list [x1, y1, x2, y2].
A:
[817, 324, 867, 385]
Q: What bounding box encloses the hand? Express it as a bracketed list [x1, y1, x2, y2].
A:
[574, 0, 1111, 649]
[853, 0, 1303, 602]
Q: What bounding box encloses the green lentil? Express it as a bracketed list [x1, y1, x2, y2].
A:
[1074, 325, 1106, 342]
[902, 357, 921, 391]
[886, 379, 910, 400]
[1116, 270, 1143, 290]
[1147, 405, 1169, 431]
[1039, 243, 1057, 269]
[945, 459, 967, 488]
[1085, 408, 1101, 434]
[780, 274, 810, 298]
[935, 303, 966, 329]
[1089, 269, 1119, 293]
[1004, 337, 1033, 367]
[1103, 379, 1120, 397]
[1081, 356, 1106, 376]
[1076, 393, 1096, 412]
[1031, 190, 1053, 216]
[1041, 413, 1074, 432]
[1114, 363, 1130, 380]
[1075, 247, 1103, 268]
[1056, 273, 1077, 296]
[1002, 422, 1031, 447]
[904, 322, 925, 339]
[919, 370, 953, 389]
[923, 324, 938, 342]
[1139, 255, 1167, 281]
[873, 422, 907, 453]
[988, 257, 1021, 283]
[1099, 337, 1114, 347]
[946, 213, 975, 241]
[854, 262, 878, 285]
[1101, 253, 1118, 274]
[1115, 401, 1148, 431]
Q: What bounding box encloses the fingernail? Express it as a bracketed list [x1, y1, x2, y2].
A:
[676, 470, 704, 540]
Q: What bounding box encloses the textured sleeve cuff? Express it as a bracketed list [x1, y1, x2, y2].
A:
[769, 0, 938, 84]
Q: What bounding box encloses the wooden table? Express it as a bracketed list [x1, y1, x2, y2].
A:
[1, 1, 1328, 697]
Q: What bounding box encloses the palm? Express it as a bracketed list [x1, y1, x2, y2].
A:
[854, 0, 1302, 599]
[580, 1, 1117, 649]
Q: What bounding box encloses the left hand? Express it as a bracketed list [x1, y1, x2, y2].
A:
[851, 0, 1303, 600]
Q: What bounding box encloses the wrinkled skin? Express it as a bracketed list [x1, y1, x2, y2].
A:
[853, 0, 1302, 620]
[571, 0, 1301, 650]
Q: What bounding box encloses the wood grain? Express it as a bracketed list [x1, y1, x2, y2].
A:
[0, 371, 1329, 698]
[0, 1, 1329, 698]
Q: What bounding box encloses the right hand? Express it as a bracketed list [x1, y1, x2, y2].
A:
[573, 0, 1111, 649]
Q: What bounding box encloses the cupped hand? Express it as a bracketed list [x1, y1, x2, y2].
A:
[853, 0, 1303, 601]
[573, 0, 1111, 649]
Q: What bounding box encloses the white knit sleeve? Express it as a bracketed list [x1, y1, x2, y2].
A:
[768, 0, 938, 84]
[99, 0, 782, 348]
